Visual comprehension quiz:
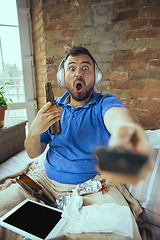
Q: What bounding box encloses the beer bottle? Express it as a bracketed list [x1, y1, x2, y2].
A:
[17, 173, 56, 207]
[45, 82, 61, 135]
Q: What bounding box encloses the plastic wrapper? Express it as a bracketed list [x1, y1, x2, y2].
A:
[56, 193, 72, 210]
[75, 179, 102, 195]
[56, 179, 104, 210]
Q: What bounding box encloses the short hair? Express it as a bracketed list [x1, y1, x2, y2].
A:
[64, 46, 95, 65]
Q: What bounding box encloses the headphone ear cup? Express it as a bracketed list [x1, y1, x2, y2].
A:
[57, 68, 65, 86]
[95, 62, 102, 84]
[57, 59, 65, 86]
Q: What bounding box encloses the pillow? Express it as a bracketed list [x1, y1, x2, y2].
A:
[127, 149, 160, 228]
[146, 130, 160, 149]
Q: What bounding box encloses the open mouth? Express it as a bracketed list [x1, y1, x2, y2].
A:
[75, 81, 83, 92]
[76, 83, 82, 90]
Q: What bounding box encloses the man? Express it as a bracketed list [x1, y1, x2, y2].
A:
[25, 46, 153, 185]
[0, 46, 153, 240]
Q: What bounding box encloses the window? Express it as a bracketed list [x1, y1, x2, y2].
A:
[0, 0, 36, 129]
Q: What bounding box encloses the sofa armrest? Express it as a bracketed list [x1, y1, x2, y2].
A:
[0, 121, 27, 164]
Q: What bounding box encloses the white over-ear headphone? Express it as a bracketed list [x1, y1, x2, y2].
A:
[57, 58, 102, 86]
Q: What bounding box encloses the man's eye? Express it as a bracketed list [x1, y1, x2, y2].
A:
[69, 67, 75, 71]
[83, 66, 89, 70]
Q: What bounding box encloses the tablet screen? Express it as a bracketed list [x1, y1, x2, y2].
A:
[3, 201, 62, 239]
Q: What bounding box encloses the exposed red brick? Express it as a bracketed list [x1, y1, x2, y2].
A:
[111, 1, 135, 12]
[146, 29, 158, 38]
[109, 80, 145, 89]
[139, 119, 155, 129]
[134, 0, 149, 8]
[102, 88, 134, 100]
[149, 19, 160, 27]
[55, 39, 72, 47]
[106, 71, 128, 80]
[149, 60, 160, 68]
[152, 110, 160, 119]
[48, 0, 57, 3]
[62, 29, 77, 37]
[54, 88, 66, 98]
[122, 61, 146, 71]
[148, 70, 160, 79]
[130, 70, 148, 80]
[135, 50, 159, 60]
[121, 30, 146, 40]
[51, 83, 59, 89]
[151, 0, 160, 6]
[114, 51, 129, 63]
[112, 10, 138, 22]
[156, 121, 160, 129]
[145, 79, 160, 89]
[46, 57, 55, 65]
[44, 22, 69, 31]
[126, 50, 159, 60]
[50, 13, 60, 22]
[47, 73, 57, 82]
[54, 2, 69, 12]
[123, 99, 139, 108]
[134, 90, 160, 98]
[132, 109, 151, 118]
[139, 6, 160, 19]
[140, 100, 157, 109]
[128, 19, 148, 30]
[70, 0, 90, 9]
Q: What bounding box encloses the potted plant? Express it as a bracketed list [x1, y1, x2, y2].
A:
[0, 82, 13, 128]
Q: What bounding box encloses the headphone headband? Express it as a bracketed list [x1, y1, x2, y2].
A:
[57, 58, 102, 86]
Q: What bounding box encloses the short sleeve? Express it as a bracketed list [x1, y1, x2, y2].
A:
[101, 94, 125, 118]
[40, 130, 51, 144]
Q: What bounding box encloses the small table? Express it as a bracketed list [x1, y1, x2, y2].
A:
[0, 121, 27, 164]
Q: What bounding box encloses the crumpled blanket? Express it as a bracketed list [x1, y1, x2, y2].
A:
[0, 160, 153, 240]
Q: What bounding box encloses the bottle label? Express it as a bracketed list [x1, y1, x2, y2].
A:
[48, 105, 58, 110]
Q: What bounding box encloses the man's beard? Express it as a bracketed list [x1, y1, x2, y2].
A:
[65, 78, 95, 102]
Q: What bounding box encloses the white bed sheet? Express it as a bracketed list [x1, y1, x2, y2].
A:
[0, 148, 47, 180]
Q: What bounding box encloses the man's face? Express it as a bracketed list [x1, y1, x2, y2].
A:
[64, 54, 95, 102]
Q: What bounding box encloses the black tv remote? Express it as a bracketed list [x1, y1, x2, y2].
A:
[94, 146, 148, 175]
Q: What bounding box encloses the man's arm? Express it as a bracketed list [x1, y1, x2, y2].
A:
[104, 107, 150, 153]
[24, 131, 47, 159]
[101, 107, 154, 185]
[24, 102, 62, 158]
[104, 107, 139, 135]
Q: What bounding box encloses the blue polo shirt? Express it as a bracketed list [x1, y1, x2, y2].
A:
[40, 90, 125, 184]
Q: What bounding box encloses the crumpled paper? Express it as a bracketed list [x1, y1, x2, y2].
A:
[62, 190, 133, 238]
[62, 189, 83, 220]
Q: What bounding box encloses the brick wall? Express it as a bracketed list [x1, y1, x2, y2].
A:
[30, 0, 160, 130]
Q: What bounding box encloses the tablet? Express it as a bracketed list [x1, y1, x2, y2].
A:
[0, 199, 66, 240]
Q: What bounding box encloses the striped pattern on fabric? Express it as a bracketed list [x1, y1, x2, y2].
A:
[127, 149, 160, 228]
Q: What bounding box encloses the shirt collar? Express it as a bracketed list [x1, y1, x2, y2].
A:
[90, 90, 101, 104]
